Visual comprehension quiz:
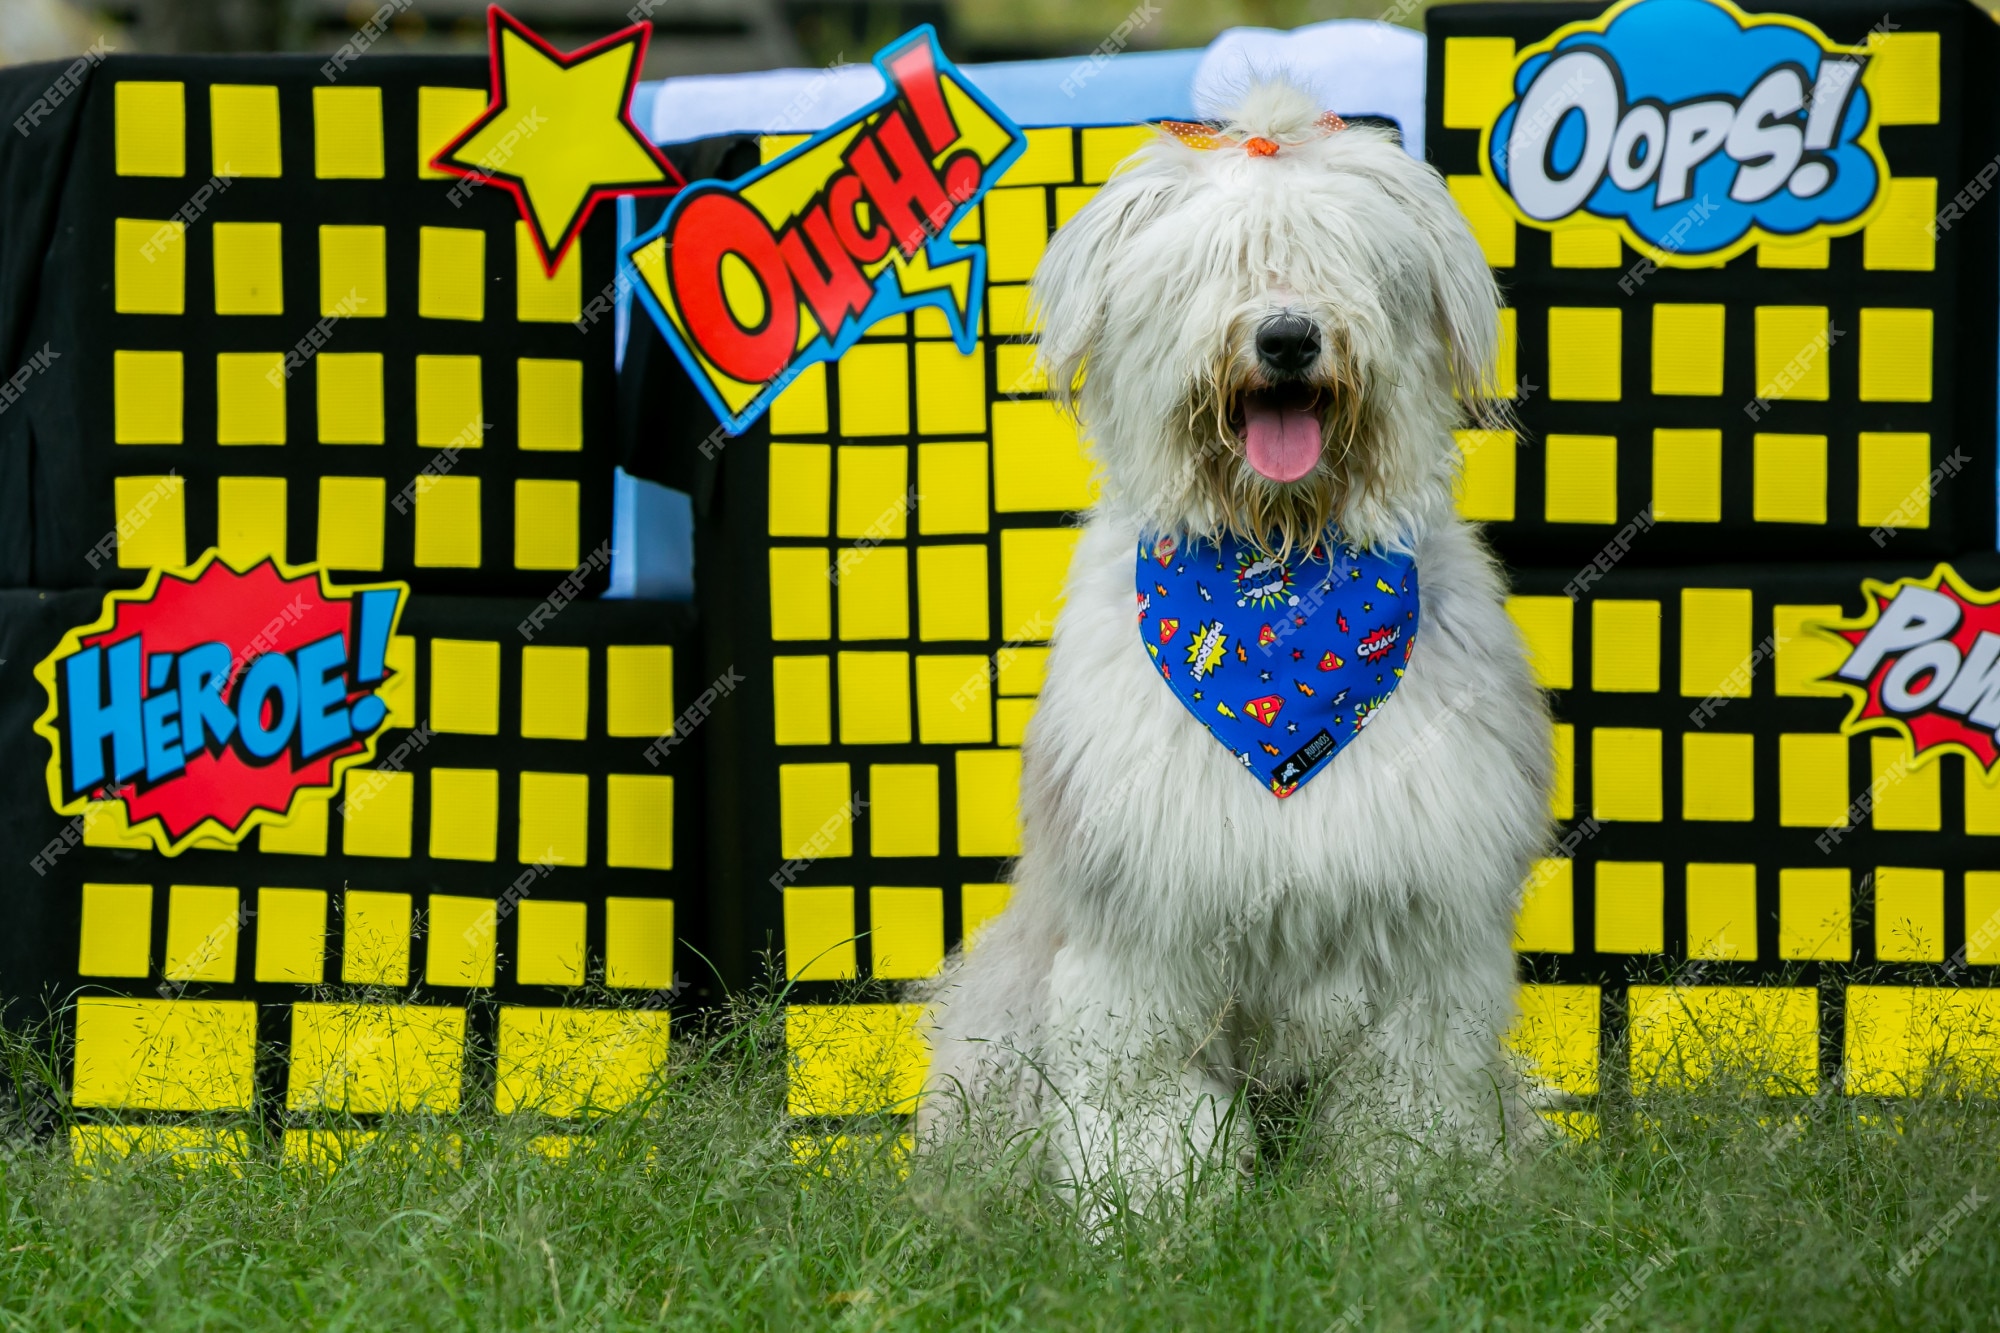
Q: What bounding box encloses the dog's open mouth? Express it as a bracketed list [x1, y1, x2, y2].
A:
[1231, 384, 1325, 484]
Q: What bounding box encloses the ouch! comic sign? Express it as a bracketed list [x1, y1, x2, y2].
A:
[623, 26, 1026, 433]
[33, 555, 409, 856]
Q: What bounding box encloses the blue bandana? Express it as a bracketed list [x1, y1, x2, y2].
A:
[1136, 531, 1419, 797]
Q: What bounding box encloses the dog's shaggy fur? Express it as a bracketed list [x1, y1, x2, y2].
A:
[914, 82, 1554, 1202]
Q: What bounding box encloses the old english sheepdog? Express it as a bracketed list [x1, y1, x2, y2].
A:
[914, 81, 1554, 1202]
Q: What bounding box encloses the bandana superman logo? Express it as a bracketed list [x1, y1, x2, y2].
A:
[1136, 531, 1419, 797]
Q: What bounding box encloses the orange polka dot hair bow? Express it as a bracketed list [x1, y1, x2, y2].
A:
[1156, 111, 1348, 157]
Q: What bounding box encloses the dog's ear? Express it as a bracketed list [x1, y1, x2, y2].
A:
[1414, 180, 1511, 425]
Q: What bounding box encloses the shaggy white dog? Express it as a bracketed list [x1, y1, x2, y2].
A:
[915, 81, 1554, 1203]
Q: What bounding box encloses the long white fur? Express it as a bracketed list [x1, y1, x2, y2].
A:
[914, 82, 1554, 1205]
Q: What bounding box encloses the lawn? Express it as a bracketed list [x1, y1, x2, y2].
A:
[1, 995, 1996, 1332]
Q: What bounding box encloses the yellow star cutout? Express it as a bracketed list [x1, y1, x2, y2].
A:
[436, 10, 680, 272]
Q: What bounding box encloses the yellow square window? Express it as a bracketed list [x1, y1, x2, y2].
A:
[999, 527, 1080, 641]
[1505, 595, 1573, 690]
[522, 645, 589, 740]
[518, 358, 582, 451]
[1514, 859, 1573, 953]
[419, 226, 485, 321]
[79, 883, 152, 977]
[1005, 127, 1074, 183]
[779, 763, 854, 859]
[1447, 175, 1515, 268]
[341, 768, 414, 858]
[837, 341, 909, 436]
[516, 221, 580, 322]
[1773, 605, 1847, 697]
[769, 443, 831, 536]
[1867, 30, 1940, 124]
[1547, 308, 1621, 400]
[519, 772, 588, 866]
[870, 887, 944, 978]
[515, 899, 586, 986]
[73, 999, 256, 1111]
[1875, 865, 1945, 962]
[1629, 985, 1818, 1094]
[1592, 727, 1662, 821]
[1966, 870, 2000, 960]
[340, 890, 412, 983]
[606, 774, 674, 870]
[1759, 236, 1829, 268]
[1753, 306, 1830, 401]
[425, 894, 496, 988]
[917, 545, 991, 641]
[1594, 861, 1664, 953]
[1544, 434, 1618, 523]
[212, 222, 284, 315]
[962, 882, 1012, 948]
[114, 350, 183, 444]
[769, 360, 828, 434]
[1453, 429, 1515, 522]
[994, 400, 1096, 512]
[1550, 225, 1620, 268]
[870, 764, 940, 857]
[115, 81, 184, 177]
[217, 475, 287, 566]
[1552, 723, 1575, 819]
[987, 285, 1033, 336]
[956, 749, 1022, 857]
[1753, 433, 1827, 524]
[1081, 124, 1152, 181]
[514, 479, 579, 570]
[259, 791, 328, 856]
[1680, 587, 1753, 698]
[319, 224, 386, 317]
[1651, 304, 1724, 396]
[1492, 306, 1518, 397]
[1683, 732, 1755, 821]
[836, 545, 910, 640]
[255, 888, 327, 983]
[1687, 863, 1758, 960]
[1509, 983, 1599, 1096]
[114, 217, 184, 314]
[1965, 758, 2000, 837]
[413, 474, 481, 568]
[382, 635, 416, 726]
[919, 440, 990, 534]
[1442, 36, 1517, 128]
[1778, 733, 1849, 826]
[416, 355, 483, 448]
[113, 474, 185, 568]
[1652, 429, 1721, 523]
[837, 651, 911, 745]
[785, 887, 856, 980]
[769, 548, 831, 640]
[317, 352, 384, 444]
[836, 445, 910, 539]
[996, 646, 1048, 697]
[1858, 308, 1933, 402]
[915, 654, 992, 745]
[994, 342, 1044, 394]
[216, 352, 286, 445]
[996, 697, 1035, 746]
[1857, 432, 1931, 528]
[605, 897, 675, 989]
[417, 86, 486, 178]
[773, 655, 832, 745]
[984, 186, 1049, 282]
[429, 767, 498, 862]
[430, 638, 500, 735]
[1591, 599, 1659, 693]
[210, 84, 281, 176]
[915, 340, 986, 435]
[1871, 735, 1940, 831]
[312, 86, 383, 178]
[1864, 177, 1937, 271]
[1779, 868, 1850, 960]
[316, 476, 384, 570]
[606, 645, 674, 737]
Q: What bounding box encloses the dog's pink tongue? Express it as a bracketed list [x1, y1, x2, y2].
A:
[1243, 397, 1322, 482]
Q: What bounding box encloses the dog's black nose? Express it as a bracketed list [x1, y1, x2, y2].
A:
[1256, 314, 1321, 376]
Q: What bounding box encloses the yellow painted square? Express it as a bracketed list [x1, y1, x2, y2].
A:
[317, 352, 383, 444]
[918, 441, 988, 534]
[79, 884, 152, 977]
[1453, 429, 1515, 521]
[1004, 126, 1074, 184]
[318, 224, 385, 317]
[516, 899, 586, 986]
[419, 226, 485, 321]
[216, 352, 286, 445]
[1858, 308, 1932, 402]
[1000, 527, 1080, 642]
[1544, 434, 1618, 523]
[1866, 30, 1940, 124]
[1514, 859, 1573, 953]
[1447, 175, 1515, 267]
[415, 355, 482, 447]
[517, 358, 583, 452]
[431, 638, 499, 734]
[514, 478, 579, 569]
[114, 474, 185, 568]
[915, 654, 992, 745]
[837, 445, 910, 539]
[994, 400, 1096, 511]
[1592, 600, 1660, 693]
[773, 655, 832, 745]
[1875, 866, 1945, 962]
[1081, 124, 1151, 181]
[255, 887, 326, 983]
[607, 775, 674, 870]
[1492, 306, 1517, 397]
[1752, 433, 1827, 524]
[417, 86, 487, 177]
[915, 340, 986, 435]
[341, 769, 413, 858]
[1966, 759, 2000, 836]
[1966, 870, 2000, 960]
[871, 763, 942, 860]
[1758, 235, 1829, 268]
[428, 768, 498, 862]
[342, 890, 412, 984]
[1509, 984, 1599, 1095]
[785, 1003, 928, 1116]
[1779, 733, 1849, 825]
[259, 791, 328, 856]
[1443, 36, 1517, 128]
[1651, 304, 1724, 396]
[837, 544, 909, 640]
[287, 1002, 462, 1112]
[1871, 735, 1940, 830]
[73, 999, 256, 1111]
[838, 342, 909, 436]
[995, 343, 1046, 395]
[1773, 605, 1846, 697]
[917, 545, 990, 641]
[1687, 863, 1757, 960]
[915, 304, 978, 338]
[1865, 177, 1937, 270]
[997, 646, 1048, 696]
[1505, 596, 1573, 690]
[870, 887, 943, 978]
[1857, 432, 1931, 528]
[1683, 732, 1755, 821]
[956, 749, 1021, 857]
[987, 284, 1033, 336]
[769, 443, 830, 536]
[1547, 308, 1621, 400]
[779, 763, 854, 859]
[1551, 225, 1621, 267]
[1592, 727, 1662, 821]
[519, 772, 589, 866]
[509, 1007, 672, 1113]
[603, 897, 674, 989]
[770, 360, 828, 434]
[996, 697, 1035, 746]
[769, 547, 831, 640]
[426, 894, 497, 988]
[1552, 723, 1574, 819]
[1845, 985, 2000, 1096]
[1652, 429, 1721, 522]
[413, 474, 481, 567]
[312, 85, 382, 178]
[316, 476, 384, 570]
[1753, 306, 1830, 400]
[115, 217, 185, 314]
[516, 221, 580, 322]
[1595, 861, 1664, 953]
[115, 81, 184, 176]
[210, 84, 281, 177]
[606, 645, 672, 737]
[382, 635, 416, 727]
[1628, 985, 1817, 1094]
[212, 222, 284, 315]
[1054, 186, 1097, 227]
[1779, 868, 1851, 960]
[837, 651, 911, 745]
[962, 883, 1012, 948]
[164, 885, 238, 983]
[1680, 588, 1753, 697]
[984, 186, 1048, 283]
[787, 887, 857, 980]
[114, 350, 183, 444]
[520, 645, 589, 740]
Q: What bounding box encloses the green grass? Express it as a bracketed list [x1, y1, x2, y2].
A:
[1, 996, 1997, 1332]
